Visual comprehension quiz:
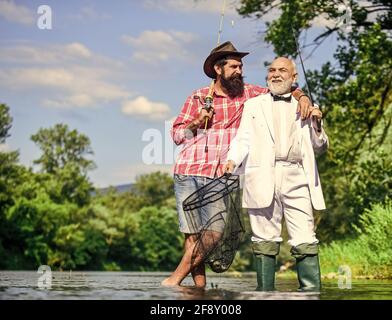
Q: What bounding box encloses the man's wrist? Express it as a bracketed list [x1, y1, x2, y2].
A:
[292, 88, 305, 101]
[187, 119, 201, 130]
[298, 94, 309, 101]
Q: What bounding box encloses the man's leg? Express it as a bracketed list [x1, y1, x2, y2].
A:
[252, 241, 280, 291]
[161, 175, 226, 287]
[161, 233, 206, 287]
[248, 198, 283, 291]
[161, 230, 224, 287]
[185, 234, 206, 287]
[161, 174, 202, 287]
[281, 163, 321, 291]
[291, 243, 321, 291]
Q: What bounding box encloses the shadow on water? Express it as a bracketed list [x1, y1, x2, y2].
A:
[0, 271, 391, 300]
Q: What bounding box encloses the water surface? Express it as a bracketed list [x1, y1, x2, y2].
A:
[0, 271, 391, 300]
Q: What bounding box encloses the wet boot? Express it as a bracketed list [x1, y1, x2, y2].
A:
[252, 241, 280, 291]
[291, 243, 321, 292]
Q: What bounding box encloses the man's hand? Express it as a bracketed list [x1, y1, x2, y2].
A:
[310, 107, 322, 120]
[296, 95, 313, 120]
[187, 108, 213, 131]
[224, 160, 236, 174]
[197, 108, 214, 124]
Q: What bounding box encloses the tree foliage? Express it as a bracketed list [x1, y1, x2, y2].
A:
[0, 107, 182, 270]
[31, 123, 95, 174]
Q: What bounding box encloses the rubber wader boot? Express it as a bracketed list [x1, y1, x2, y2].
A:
[252, 241, 280, 291]
[291, 243, 321, 292]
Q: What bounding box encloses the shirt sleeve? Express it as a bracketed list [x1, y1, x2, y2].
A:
[309, 104, 329, 155]
[253, 85, 269, 96]
[171, 93, 200, 145]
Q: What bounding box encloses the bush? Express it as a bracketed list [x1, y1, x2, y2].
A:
[320, 200, 392, 278]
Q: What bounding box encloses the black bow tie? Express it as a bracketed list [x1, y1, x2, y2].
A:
[271, 93, 291, 103]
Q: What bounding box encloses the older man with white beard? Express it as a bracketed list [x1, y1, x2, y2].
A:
[225, 57, 329, 292]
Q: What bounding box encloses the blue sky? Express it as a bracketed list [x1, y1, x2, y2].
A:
[0, 0, 338, 187]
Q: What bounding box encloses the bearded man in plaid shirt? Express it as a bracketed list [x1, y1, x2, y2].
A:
[161, 41, 313, 287]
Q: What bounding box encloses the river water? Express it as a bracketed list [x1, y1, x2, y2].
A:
[0, 271, 391, 300]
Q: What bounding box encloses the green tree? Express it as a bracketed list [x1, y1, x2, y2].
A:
[0, 104, 20, 209]
[31, 124, 96, 206]
[133, 171, 175, 207]
[31, 123, 95, 174]
[132, 206, 183, 270]
[0, 104, 26, 267]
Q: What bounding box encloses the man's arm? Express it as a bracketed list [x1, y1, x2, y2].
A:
[171, 94, 212, 145]
[308, 105, 329, 155]
[292, 88, 315, 120]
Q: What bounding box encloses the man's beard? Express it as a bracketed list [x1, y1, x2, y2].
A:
[221, 71, 245, 98]
[267, 78, 292, 95]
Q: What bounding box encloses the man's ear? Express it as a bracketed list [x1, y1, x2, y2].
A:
[214, 65, 222, 77]
[293, 73, 298, 83]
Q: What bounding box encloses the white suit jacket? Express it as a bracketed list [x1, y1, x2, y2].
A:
[227, 93, 329, 210]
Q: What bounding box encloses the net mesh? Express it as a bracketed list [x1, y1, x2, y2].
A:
[182, 174, 245, 273]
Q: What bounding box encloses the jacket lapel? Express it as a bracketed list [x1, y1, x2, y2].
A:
[260, 94, 275, 143]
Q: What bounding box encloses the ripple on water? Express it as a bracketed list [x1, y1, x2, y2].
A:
[0, 271, 391, 300]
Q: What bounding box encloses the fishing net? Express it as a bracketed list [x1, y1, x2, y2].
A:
[182, 174, 245, 273]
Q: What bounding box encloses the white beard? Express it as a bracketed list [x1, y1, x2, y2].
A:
[267, 79, 292, 95]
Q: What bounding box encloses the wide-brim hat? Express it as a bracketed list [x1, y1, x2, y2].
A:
[203, 41, 249, 78]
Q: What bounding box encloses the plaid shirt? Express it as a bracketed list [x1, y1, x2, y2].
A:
[171, 84, 269, 178]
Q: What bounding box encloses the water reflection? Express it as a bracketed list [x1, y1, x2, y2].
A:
[0, 272, 391, 300]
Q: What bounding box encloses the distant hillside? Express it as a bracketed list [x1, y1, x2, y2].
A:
[93, 183, 134, 195]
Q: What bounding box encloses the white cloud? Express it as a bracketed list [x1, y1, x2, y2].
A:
[0, 143, 10, 152]
[68, 6, 111, 22]
[0, 0, 34, 25]
[143, 0, 238, 15]
[65, 42, 92, 58]
[121, 96, 171, 121]
[121, 30, 199, 64]
[0, 43, 106, 65]
[0, 43, 131, 109]
[43, 94, 95, 109]
[0, 67, 130, 108]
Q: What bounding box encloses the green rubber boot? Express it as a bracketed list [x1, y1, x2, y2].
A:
[291, 243, 321, 292]
[252, 241, 280, 291]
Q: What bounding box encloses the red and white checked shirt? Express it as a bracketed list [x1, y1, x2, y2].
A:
[171, 84, 269, 178]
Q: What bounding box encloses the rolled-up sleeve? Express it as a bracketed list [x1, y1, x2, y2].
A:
[171, 94, 199, 145]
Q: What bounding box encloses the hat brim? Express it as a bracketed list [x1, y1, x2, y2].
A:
[203, 51, 249, 79]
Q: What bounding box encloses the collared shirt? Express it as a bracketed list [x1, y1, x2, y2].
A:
[171, 84, 269, 178]
[271, 93, 302, 162]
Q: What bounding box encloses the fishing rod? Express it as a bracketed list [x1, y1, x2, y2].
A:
[203, 0, 226, 131]
[202, 0, 227, 152]
[292, 29, 322, 131]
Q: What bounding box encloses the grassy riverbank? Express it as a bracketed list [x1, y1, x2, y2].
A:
[319, 200, 392, 279]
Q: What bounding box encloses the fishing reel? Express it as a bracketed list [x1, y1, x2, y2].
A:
[193, 95, 214, 113]
[193, 95, 214, 152]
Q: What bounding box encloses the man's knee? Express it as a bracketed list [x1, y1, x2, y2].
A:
[290, 243, 319, 259]
[252, 241, 280, 256]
